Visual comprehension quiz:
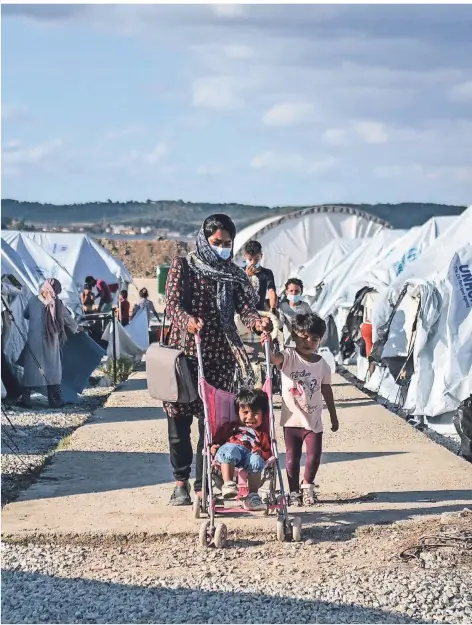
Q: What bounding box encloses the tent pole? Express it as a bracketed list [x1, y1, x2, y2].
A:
[112, 309, 117, 386]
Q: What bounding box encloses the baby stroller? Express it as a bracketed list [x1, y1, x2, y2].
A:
[193, 332, 302, 549]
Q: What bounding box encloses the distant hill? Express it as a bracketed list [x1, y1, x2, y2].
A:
[1, 199, 467, 233]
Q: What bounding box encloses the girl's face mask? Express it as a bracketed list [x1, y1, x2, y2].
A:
[211, 245, 232, 261]
[287, 293, 302, 303]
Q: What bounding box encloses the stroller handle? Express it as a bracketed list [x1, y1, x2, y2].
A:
[195, 331, 202, 345]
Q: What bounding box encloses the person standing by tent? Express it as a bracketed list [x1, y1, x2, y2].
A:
[132, 287, 159, 325]
[163, 214, 273, 506]
[243, 240, 278, 314]
[19, 278, 79, 408]
[95, 279, 113, 313]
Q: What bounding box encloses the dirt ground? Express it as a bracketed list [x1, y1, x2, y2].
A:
[99, 239, 193, 278]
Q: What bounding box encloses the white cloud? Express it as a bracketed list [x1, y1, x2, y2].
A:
[192, 76, 243, 109]
[262, 102, 316, 127]
[211, 4, 244, 19]
[196, 165, 224, 176]
[450, 81, 472, 102]
[143, 142, 167, 164]
[222, 44, 253, 60]
[321, 128, 347, 146]
[353, 121, 388, 144]
[2, 139, 64, 166]
[251, 151, 337, 174]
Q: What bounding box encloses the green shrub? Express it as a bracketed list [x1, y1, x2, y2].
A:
[100, 356, 134, 385]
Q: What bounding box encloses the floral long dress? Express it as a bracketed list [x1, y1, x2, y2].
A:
[163, 256, 260, 418]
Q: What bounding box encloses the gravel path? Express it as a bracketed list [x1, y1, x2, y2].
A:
[1, 382, 113, 505]
[2, 512, 471, 624]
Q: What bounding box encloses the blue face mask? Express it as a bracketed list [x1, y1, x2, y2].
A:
[287, 294, 302, 303]
[211, 245, 232, 261]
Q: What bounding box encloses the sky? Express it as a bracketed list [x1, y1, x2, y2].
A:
[1, 3, 472, 207]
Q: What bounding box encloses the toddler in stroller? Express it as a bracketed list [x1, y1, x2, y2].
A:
[194, 332, 301, 548]
[211, 388, 271, 511]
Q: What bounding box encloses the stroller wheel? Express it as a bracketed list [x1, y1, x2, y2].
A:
[291, 517, 302, 542]
[276, 518, 286, 542]
[214, 523, 228, 549]
[199, 520, 212, 548]
[193, 495, 202, 519]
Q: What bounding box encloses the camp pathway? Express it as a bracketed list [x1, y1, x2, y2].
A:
[2, 369, 472, 541]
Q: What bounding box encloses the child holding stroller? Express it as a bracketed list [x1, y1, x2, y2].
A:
[210, 388, 272, 511]
[263, 312, 339, 506]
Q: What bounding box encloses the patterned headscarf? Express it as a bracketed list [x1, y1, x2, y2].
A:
[41, 278, 66, 345]
[187, 219, 259, 385]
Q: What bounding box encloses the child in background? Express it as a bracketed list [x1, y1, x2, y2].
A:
[118, 290, 130, 326]
[279, 278, 312, 347]
[211, 388, 272, 511]
[80, 284, 95, 315]
[263, 312, 339, 506]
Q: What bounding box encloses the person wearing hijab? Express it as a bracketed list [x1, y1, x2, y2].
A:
[164, 214, 273, 506]
[20, 278, 78, 408]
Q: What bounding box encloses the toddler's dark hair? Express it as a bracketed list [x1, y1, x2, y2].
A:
[244, 240, 262, 256]
[120, 289, 128, 298]
[292, 312, 326, 339]
[235, 388, 269, 416]
[285, 277, 304, 293]
[139, 287, 149, 298]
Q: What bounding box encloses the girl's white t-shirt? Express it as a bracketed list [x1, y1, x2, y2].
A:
[280, 348, 332, 433]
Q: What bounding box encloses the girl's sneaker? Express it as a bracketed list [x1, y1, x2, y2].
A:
[244, 492, 266, 511]
[301, 483, 319, 506]
[288, 491, 302, 507]
[222, 481, 238, 499]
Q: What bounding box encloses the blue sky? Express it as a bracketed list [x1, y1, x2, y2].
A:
[2, 3, 472, 206]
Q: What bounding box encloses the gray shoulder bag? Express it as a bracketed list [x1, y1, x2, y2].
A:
[146, 257, 197, 404]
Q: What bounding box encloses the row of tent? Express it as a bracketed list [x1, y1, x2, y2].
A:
[1, 231, 132, 315]
[1, 231, 146, 403]
[235, 204, 470, 434]
[287, 207, 471, 435]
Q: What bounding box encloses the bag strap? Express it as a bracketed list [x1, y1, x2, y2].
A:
[160, 256, 192, 347]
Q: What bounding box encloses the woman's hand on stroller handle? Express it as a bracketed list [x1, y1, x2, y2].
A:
[210, 444, 220, 456]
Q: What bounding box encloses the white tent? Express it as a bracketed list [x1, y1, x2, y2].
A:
[313, 229, 406, 321]
[233, 206, 390, 290]
[1, 231, 82, 315]
[362, 215, 458, 292]
[5, 231, 132, 290]
[366, 205, 472, 431]
[295, 238, 363, 296]
[1, 238, 39, 295]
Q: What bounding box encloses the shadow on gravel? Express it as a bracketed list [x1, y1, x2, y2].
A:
[119, 377, 149, 393]
[1, 569, 424, 624]
[1, 424, 75, 456]
[335, 399, 377, 408]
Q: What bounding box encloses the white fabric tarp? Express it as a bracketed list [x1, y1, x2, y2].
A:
[294, 238, 362, 296]
[1, 231, 82, 316]
[102, 307, 149, 362]
[313, 229, 405, 320]
[233, 207, 389, 291]
[4, 231, 132, 290]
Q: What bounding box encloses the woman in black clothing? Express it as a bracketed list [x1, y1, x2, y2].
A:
[164, 214, 272, 505]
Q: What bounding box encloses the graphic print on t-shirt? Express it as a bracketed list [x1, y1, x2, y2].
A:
[234, 427, 259, 447]
[290, 370, 320, 414]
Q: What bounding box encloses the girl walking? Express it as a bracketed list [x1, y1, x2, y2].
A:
[263, 312, 339, 506]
